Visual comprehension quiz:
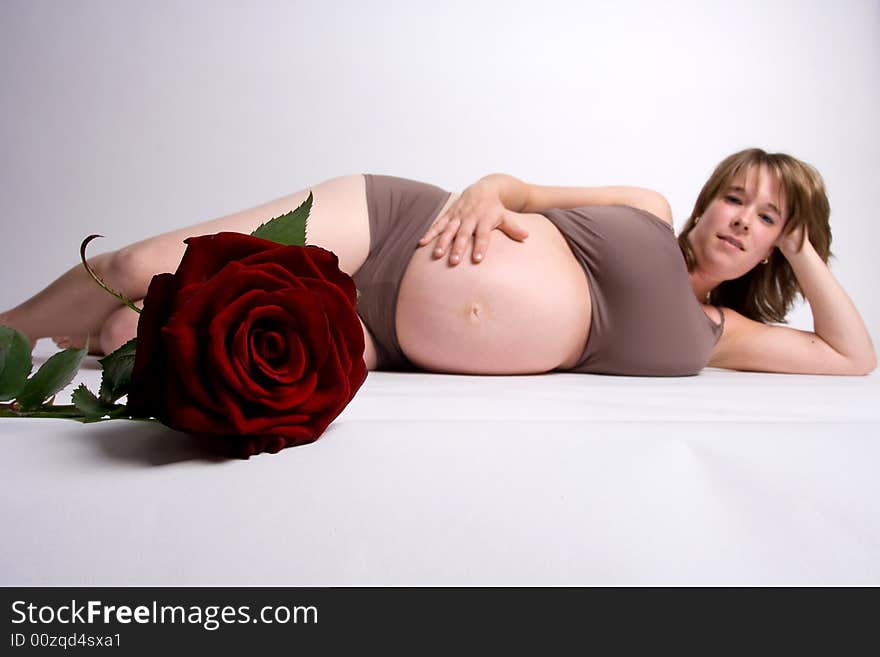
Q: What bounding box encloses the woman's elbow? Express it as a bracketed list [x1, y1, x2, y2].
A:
[850, 353, 877, 376]
[634, 190, 673, 225]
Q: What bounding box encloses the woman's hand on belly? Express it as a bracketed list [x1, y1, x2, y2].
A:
[416, 184, 531, 266]
[400, 213, 591, 374]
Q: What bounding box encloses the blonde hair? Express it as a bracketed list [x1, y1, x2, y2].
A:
[677, 148, 832, 323]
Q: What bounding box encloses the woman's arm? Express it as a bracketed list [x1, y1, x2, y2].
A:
[525, 179, 672, 221]
[480, 173, 672, 219]
[710, 236, 876, 375]
[782, 237, 876, 371]
[418, 173, 673, 266]
[473, 173, 531, 212]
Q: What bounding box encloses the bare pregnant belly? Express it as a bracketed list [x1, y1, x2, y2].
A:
[396, 200, 592, 374]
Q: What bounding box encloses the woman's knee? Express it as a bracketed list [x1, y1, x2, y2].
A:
[106, 245, 169, 301]
[99, 302, 142, 355]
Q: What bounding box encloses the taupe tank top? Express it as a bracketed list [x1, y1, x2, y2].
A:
[539, 205, 724, 376]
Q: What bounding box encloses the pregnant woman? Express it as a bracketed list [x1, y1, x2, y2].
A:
[1, 148, 875, 376]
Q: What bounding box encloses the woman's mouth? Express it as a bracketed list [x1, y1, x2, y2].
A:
[718, 235, 744, 251]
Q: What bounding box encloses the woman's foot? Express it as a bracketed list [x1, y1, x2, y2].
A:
[52, 334, 104, 356]
[0, 250, 134, 360]
[2, 310, 102, 355]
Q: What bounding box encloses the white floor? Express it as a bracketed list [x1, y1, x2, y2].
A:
[1, 340, 878, 586]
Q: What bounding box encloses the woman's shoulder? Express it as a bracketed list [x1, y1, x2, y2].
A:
[630, 191, 673, 226]
[701, 304, 724, 327]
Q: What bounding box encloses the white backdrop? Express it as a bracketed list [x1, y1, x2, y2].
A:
[2, 0, 878, 335]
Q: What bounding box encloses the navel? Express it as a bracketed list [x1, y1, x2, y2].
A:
[464, 301, 483, 323]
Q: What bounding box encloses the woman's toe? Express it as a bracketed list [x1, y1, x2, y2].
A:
[52, 334, 104, 355]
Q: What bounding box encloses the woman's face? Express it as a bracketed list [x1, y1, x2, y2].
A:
[689, 164, 788, 280]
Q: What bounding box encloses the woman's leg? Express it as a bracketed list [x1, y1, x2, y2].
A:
[0, 250, 130, 352]
[1, 174, 377, 366]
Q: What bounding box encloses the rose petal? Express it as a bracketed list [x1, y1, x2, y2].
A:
[207, 294, 329, 408]
[299, 278, 366, 379]
[212, 380, 315, 434]
[255, 329, 285, 363]
[128, 272, 176, 418]
[164, 263, 306, 414]
[249, 324, 302, 383]
[175, 232, 289, 288]
[242, 245, 357, 304]
[230, 312, 304, 393]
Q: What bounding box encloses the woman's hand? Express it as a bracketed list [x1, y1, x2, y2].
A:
[417, 179, 530, 265]
[775, 221, 809, 258]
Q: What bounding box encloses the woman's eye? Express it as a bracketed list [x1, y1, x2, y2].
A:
[726, 196, 774, 223]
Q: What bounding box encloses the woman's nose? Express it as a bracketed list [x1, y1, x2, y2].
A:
[733, 217, 749, 231]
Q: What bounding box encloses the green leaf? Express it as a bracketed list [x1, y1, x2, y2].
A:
[14, 341, 89, 411]
[250, 192, 311, 246]
[72, 383, 116, 419]
[97, 337, 137, 404]
[0, 325, 33, 401]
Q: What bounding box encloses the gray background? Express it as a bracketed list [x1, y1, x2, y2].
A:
[2, 0, 878, 335]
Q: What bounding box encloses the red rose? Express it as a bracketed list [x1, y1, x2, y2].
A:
[127, 231, 367, 458]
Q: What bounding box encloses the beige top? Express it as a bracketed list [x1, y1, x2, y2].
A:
[539, 205, 724, 376]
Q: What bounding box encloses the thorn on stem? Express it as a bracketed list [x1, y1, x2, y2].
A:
[79, 235, 142, 314]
